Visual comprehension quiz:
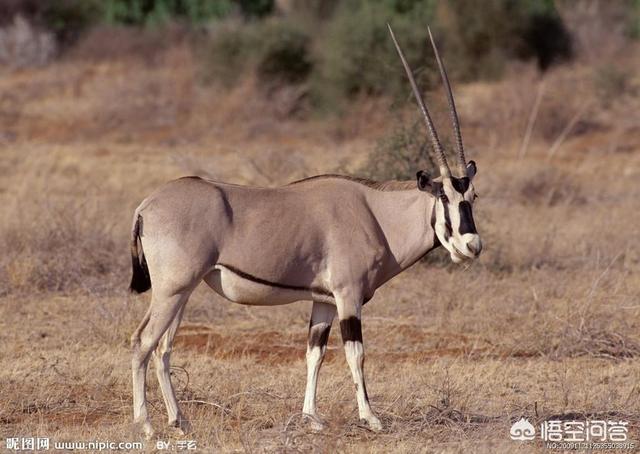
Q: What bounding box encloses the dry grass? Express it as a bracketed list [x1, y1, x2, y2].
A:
[1, 34, 640, 452]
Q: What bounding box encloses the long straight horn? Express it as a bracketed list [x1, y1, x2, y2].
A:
[427, 27, 466, 175]
[388, 24, 450, 178]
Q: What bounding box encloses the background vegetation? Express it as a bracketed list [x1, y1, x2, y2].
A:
[0, 0, 584, 101]
[3, 0, 637, 116]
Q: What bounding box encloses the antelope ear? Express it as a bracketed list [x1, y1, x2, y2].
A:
[416, 170, 432, 192]
[466, 160, 477, 180]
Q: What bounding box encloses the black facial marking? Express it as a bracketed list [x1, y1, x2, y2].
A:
[442, 199, 452, 240]
[431, 182, 452, 238]
[430, 201, 437, 228]
[451, 177, 470, 194]
[308, 323, 331, 348]
[458, 201, 477, 235]
[431, 181, 443, 197]
[430, 202, 442, 248]
[340, 317, 363, 343]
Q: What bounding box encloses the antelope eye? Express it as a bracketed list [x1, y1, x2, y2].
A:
[440, 194, 449, 203]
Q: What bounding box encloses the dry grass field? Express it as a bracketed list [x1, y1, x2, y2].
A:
[2, 29, 640, 453]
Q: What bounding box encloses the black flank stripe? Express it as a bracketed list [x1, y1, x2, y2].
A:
[219, 263, 333, 298]
[340, 317, 363, 343]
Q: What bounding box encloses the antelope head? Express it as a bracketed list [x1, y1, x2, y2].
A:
[389, 25, 482, 263]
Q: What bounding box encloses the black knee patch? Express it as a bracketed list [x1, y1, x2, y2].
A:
[340, 317, 362, 343]
[308, 323, 331, 348]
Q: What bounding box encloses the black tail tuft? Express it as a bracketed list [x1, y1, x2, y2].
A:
[129, 215, 151, 293]
[130, 253, 151, 293]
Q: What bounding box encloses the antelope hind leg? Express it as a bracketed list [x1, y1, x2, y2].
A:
[153, 303, 191, 435]
[131, 290, 191, 439]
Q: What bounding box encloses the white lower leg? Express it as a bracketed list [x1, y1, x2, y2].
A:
[344, 341, 376, 420]
[153, 306, 187, 430]
[302, 302, 334, 425]
[303, 343, 325, 416]
[131, 348, 154, 436]
[154, 350, 181, 425]
[339, 314, 382, 431]
[131, 292, 190, 438]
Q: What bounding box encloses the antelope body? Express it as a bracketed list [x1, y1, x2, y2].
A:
[129, 26, 482, 437]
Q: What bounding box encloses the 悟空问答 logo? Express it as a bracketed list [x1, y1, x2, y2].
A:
[510, 417, 536, 441]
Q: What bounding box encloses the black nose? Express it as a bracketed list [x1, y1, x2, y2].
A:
[466, 239, 482, 257]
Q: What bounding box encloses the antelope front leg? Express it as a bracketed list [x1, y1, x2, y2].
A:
[303, 301, 336, 430]
[336, 294, 382, 431]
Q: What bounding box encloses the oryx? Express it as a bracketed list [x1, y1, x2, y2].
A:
[129, 26, 481, 437]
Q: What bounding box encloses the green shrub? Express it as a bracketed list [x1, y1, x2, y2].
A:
[41, 0, 102, 45]
[198, 18, 312, 86]
[310, 0, 437, 111]
[236, 0, 274, 18]
[102, 0, 233, 26]
[197, 21, 253, 85]
[0, 0, 103, 46]
[440, 0, 571, 76]
[360, 120, 437, 181]
[309, 0, 571, 111]
[256, 21, 312, 83]
[593, 66, 631, 105]
[100, 0, 274, 25]
[630, 0, 640, 39]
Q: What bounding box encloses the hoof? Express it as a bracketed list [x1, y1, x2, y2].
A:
[303, 413, 326, 432]
[168, 418, 191, 436]
[135, 420, 155, 440]
[360, 416, 383, 432]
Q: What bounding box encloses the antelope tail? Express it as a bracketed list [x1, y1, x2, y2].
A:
[129, 214, 151, 293]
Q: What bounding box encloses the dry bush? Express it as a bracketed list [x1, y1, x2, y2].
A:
[557, 323, 640, 359]
[360, 120, 437, 181]
[592, 65, 634, 106]
[463, 63, 602, 152]
[0, 154, 128, 296]
[0, 15, 57, 68]
[1, 201, 122, 295]
[515, 167, 586, 207]
[195, 18, 312, 89]
[66, 23, 188, 63]
[558, 0, 635, 63]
